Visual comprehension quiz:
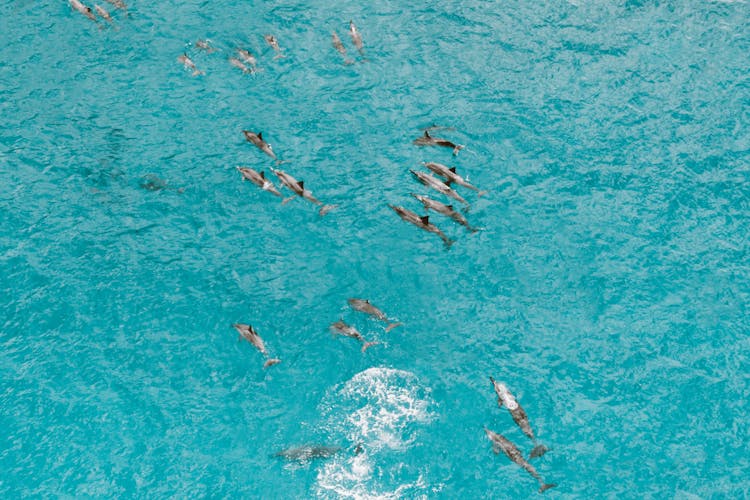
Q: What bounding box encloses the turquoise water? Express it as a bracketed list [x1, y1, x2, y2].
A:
[2, 0, 749, 497]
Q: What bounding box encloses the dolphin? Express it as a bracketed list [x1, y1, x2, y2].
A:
[275, 445, 342, 461]
[347, 298, 402, 332]
[423, 162, 486, 196]
[229, 57, 253, 74]
[69, 0, 97, 21]
[264, 35, 284, 59]
[94, 4, 112, 22]
[271, 168, 336, 216]
[331, 32, 354, 64]
[484, 428, 556, 493]
[330, 320, 379, 352]
[410, 170, 469, 206]
[236, 48, 257, 67]
[490, 377, 548, 459]
[348, 21, 364, 55]
[177, 53, 204, 76]
[105, 0, 126, 10]
[242, 131, 277, 161]
[411, 193, 479, 233]
[232, 323, 281, 368]
[413, 130, 464, 156]
[388, 204, 454, 248]
[236, 167, 282, 197]
[195, 39, 216, 53]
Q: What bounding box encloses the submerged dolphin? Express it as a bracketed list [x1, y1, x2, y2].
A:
[413, 130, 464, 156]
[410, 170, 469, 206]
[330, 320, 379, 352]
[275, 445, 342, 461]
[331, 32, 354, 64]
[484, 428, 556, 493]
[490, 377, 548, 459]
[196, 39, 216, 53]
[347, 298, 402, 332]
[94, 4, 112, 22]
[229, 57, 253, 74]
[242, 131, 277, 161]
[411, 193, 478, 233]
[232, 323, 281, 368]
[105, 0, 126, 10]
[389, 204, 454, 248]
[423, 162, 486, 196]
[236, 167, 282, 197]
[271, 168, 336, 216]
[178, 53, 204, 76]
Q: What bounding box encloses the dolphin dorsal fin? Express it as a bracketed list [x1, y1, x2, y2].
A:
[297, 180, 304, 190]
[420, 215, 430, 224]
[259, 171, 265, 178]
[258, 132, 263, 140]
[449, 167, 456, 173]
[444, 179, 453, 186]
[424, 130, 431, 138]
[446, 204, 454, 210]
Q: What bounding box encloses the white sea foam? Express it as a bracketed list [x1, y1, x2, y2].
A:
[315, 367, 434, 499]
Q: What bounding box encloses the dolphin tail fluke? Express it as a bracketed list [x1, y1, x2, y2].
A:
[319, 204, 336, 216]
[452, 145, 464, 156]
[263, 358, 282, 369]
[443, 238, 455, 249]
[192, 69, 205, 77]
[282, 196, 296, 205]
[385, 322, 403, 333]
[361, 341, 380, 353]
[529, 444, 549, 459]
[539, 483, 557, 494]
[477, 190, 488, 197]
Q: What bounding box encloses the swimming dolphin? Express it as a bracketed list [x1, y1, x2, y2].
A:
[423, 162, 486, 196]
[410, 170, 469, 206]
[330, 320, 379, 352]
[490, 377, 548, 459]
[348, 21, 364, 55]
[413, 130, 464, 156]
[229, 57, 253, 74]
[177, 53, 204, 76]
[94, 4, 112, 22]
[232, 323, 281, 368]
[411, 193, 479, 233]
[242, 131, 277, 161]
[105, 0, 126, 10]
[388, 204, 454, 248]
[270, 168, 336, 216]
[275, 445, 343, 461]
[484, 428, 556, 493]
[264, 35, 284, 59]
[331, 32, 354, 64]
[196, 39, 216, 53]
[236, 167, 282, 197]
[69, 0, 97, 21]
[347, 298, 402, 332]
[236, 48, 257, 67]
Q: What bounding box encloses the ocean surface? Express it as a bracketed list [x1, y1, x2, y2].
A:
[1, 0, 749, 498]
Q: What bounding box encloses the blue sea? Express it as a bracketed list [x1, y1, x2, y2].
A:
[1, 0, 749, 497]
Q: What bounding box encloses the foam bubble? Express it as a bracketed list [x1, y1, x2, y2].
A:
[315, 367, 434, 499]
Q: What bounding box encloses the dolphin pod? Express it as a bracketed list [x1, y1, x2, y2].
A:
[58, 12, 563, 493]
[489, 377, 549, 459]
